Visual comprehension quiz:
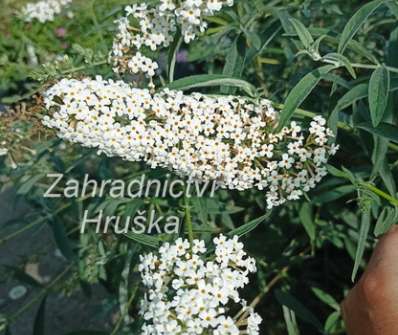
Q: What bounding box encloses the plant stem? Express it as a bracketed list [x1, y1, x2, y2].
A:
[184, 195, 194, 247]
[360, 182, 398, 207]
[169, 36, 183, 83]
[61, 59, 107, 75]
[235, 266, 288, 322]
[0, 219, 45, 246]
[351, 63, 398, 74]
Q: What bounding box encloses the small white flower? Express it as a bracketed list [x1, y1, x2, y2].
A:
[43, 77, 338, 209]
[109, 0, 235, 76]
[279, 154, 294, 169]
[138, 235, 260, 334]
[22, 0, 72, 23]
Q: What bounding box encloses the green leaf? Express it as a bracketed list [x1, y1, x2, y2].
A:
[275, 9, 295, 35]
[191, 197, 209, 225]
[289, 18, 314, 49]
[369, 66, 390, 127]
[387, 0, 398, 19]
[374, 207, 398, 236]
[33, 297, 47, 335]
[312, 35, 327, 57]
[374, 207, 388, 236]
[387, 27, 398, 67]
[328, 107, 341, 137]
[221, 35, 246, 94]
[275, 290, 322, 330]
[282, 306, 301, 335]
[168, 30, 182, 83]
[323, 53, 356, 78]
[277, 65, 335, 131]
[380, 158, 397, 196]
[352, 210, 371, 282]
[332, 79, 398, 116]
[357, 122, 398, 143]
[165, 74, 257, 97]
[311, 287, 340, 311]
[17, 174, 45, 195]
[327, 165, 350, 179]
[50, 219, 76, 261]
[124, 232, 160, 248]
[228, 211, 272, 237]
[245, 31, 262, 50]
[324, 311, 341, 334]
[338, 0, 385, 54]
[313, 185, 356, 204]
[122, 199, 145, 220]
[334, 83, 369, 112]
[371, 136, 388, 177]
[299, 203, 315, 242]
[322, 73, 351, 90]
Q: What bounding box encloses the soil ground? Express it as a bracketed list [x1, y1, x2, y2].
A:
[0, 188, 111, 335]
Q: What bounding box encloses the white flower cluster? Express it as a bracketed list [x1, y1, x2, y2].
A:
[42, 77, 338, 209]
[110, 0, 234, 76]
[0, 148, 8, 157]
[22, 0, 72, 23]
[138, 235, 261, 335]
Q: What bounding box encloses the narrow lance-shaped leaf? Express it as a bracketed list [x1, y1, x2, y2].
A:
[371, 136, 389, 177]
[275, 290, 323, 330]
[324, 311, 341, 334]
[357, 122, 398, 143]
[334, 83, 369, 111]
[299, 203, 316, 242]
[328, 83, 368, 134]
[369, 65, 390, 127]
[282, 306, 301, 335]
[168, 30, 182, 83]
[124, 232, 160, 248]
[275, 9, 295, 34]
[50, 219, 76, 261]
[323, 53, 356, 78]
[374, 207, 398, 236]
[338, 0, 385, 54]
[221, 34, 246, 94]
[277, 65, 335, 131]
[380, 158, 397, 196]
[352, 210, 371, 282]
[387, 0, 398, 19]
[166, 74, 257, 98]
[311, 287, 340, 311]
[289, 18, 314, 49]
[33, 296, 47, 335]
[228, 211, 272, 237]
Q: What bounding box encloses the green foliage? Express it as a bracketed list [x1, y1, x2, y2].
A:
[369, 65, 390, 127]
